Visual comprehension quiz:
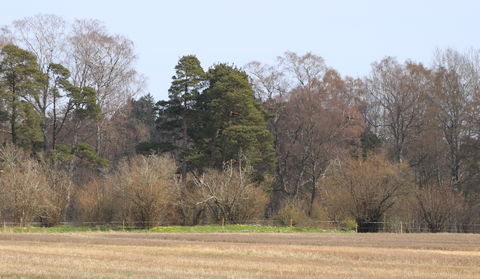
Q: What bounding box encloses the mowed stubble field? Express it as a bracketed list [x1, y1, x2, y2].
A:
[0, 232, 479, 278]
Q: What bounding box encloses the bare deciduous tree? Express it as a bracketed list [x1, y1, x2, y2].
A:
[68, 19, 145, 156]
[278, 51, 326, 90]
[366, 58, 431, 163]
[430, 48, 480, 189]
[246, 52, 363, 216]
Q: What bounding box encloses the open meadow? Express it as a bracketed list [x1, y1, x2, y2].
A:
[0, 231, 479, 278]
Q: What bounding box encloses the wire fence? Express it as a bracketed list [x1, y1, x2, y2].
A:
[2, 219, 480, 233]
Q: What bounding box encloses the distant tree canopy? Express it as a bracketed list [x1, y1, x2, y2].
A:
[1, 15, 480, 232]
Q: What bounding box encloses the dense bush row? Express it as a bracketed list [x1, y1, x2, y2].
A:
[1, 144, 477, 232]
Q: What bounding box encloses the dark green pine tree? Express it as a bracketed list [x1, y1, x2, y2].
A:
[0, 44, 45, 150]
[191, 64, 275, 179]
[131, 93, 157, 130]
[47, 62, 104, 170]
[48, 63, 100, 151]
[158, 55, 206, 182]
[132, 94, 174, 156]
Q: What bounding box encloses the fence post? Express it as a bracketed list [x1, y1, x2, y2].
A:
[289, 216, 293, 228]
[221, 216, 225, 228]
[400, 221, 403, 234]
[355, 223, 358, 233]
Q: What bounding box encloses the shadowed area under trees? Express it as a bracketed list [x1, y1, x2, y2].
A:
[1, 15, 480, 232]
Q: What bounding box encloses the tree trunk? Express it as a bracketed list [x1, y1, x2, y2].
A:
[10, 93, 17, 145]
[95, 120, 102, 156]
[52, 93, 57, 150]
[41, 121, 48, 152]
[181, 116, 188, 184]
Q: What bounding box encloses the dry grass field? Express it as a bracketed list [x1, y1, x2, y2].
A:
[0, 232, 479, 278]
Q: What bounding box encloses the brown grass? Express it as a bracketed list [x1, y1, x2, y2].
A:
[0, 232, 479, 278]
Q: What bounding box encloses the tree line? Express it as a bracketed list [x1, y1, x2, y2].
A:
[0, 15, 479, 232]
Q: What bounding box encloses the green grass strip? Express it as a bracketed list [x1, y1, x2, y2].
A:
[2, 224, 354, 234]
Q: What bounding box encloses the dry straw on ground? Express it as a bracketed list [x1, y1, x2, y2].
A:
[0, 232, 479, 278]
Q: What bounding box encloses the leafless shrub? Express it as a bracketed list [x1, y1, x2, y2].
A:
[0, 145, 46, 227]
[109, 155, 179, 228]
[416, 184, 465, 232]
[0, 145, 73, 227]
[37, 161, 73, 227]
[193, 157, 267, 224]
[75, 178, 115, 224]
[322, 154, 410, 232]
[275, 202, 310, 226]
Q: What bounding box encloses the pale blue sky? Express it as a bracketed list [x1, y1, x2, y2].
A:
[1, 0, 479, 100]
